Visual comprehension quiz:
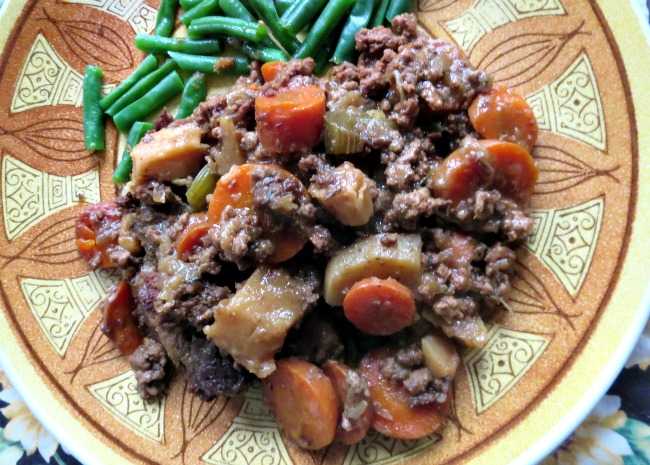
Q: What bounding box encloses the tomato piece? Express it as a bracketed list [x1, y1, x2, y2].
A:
[323, 361, 374, 445]
[208, 163, 307, 262]
[264, 358, 340, 450]
[255, 85, 326, 154]
[481, 139, 538, 202]
[360, 349, 449, 440]
[102, 281, 143, 355]
[343, 277, 416, 336]
[75, 202, 123, 269]
[468, 85, 538, 152]
[176, 213, 210, 257]
[430, 140, 537, 203]
[261, 61, 285, 82]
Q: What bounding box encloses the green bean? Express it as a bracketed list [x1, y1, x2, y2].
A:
[332, 0, 374, 64]
[155, 0, 179, 36]
[294, 0, 355, 59]
[168, 51, 250, 74]
[248, 0, 300, 54]
[113, 122, 153, 184]
[181, 0, 221, 25]
[176, 72, 207, 118]
[106, 60, 177, 117]
[100, 55, 158, 111]
[274, 0, 293, 15]
[371, 0, 390, 26]
[135, 34, 221, 55]
[218, 0, 255, 21]
[234, 41, 287, 62]
[180, 0, 203, 10]
[280, 0, 327, 34]
[113, 71, 184, 132]
[188, 16, 268, 42]
[186, 164, 219, 210]
[83, 65, 105, 152]
[386, 0, 413, 21]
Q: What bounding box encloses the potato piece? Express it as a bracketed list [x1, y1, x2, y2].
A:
[309, 162, 375, 227]
[204, 267, 314, 378]
[443, 316, 488, 349]
[214, 117, 245, 176]
[324, 234, 422, 306]
[131, 123, 208, 184]
[421, 334, 460, 378]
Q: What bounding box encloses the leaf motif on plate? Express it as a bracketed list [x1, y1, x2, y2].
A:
[88, 370, 165, 442]
[534, 143, 619, 195]
[474, 21, 589, 87]
[0, 117, 93, 163]
[509, 259, 581, 329]
[526, 196, 604, 298]
[62, 0, 157, 34]
[417, 0, 460, 12]
[201, 386, 292, 465]
[38, 8, 135, 72]
[1, 154, 100, 241]
[526, 51, 606, 151]
[443, 0, 566, 53]
[66, 302, 122, 383]
[19, 270, 111, 356]
[464, 326, 549, 414]
[171, 378, 231, 465]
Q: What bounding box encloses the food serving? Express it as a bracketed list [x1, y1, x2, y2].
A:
[76, 0, 539, 450]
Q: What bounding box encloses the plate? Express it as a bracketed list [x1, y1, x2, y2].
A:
[0, 1, 649, 464]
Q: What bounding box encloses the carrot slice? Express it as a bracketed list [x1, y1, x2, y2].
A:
[343, 277, 416, 336]
[481, 139, 538, 202]
[255, 85, 326, 154]
[75, 202, 123, 268]
[264, 358, 340, 450]
[261, 61, 285, 82]
[430, 140, 538, 203]
[207, 163, 307, 262]
[103, 281, 143, 356]
[323, 361, 374, 445]
[176, 213, 210, 257]
[360, 349, 449, 440]
[468, 85, 538, 152]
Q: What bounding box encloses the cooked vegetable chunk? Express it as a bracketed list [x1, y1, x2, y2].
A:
[264, 358, 340, 449]
[421, 334, 460, 379]
[323, 360, 373, 445]
[309, 162, 375, 226]
[360, 349, 449, 440]
[343, 277, 415, 335]
[468, 85, 538, 152]
[131, 123, 208, 184]
[324, 234, 422, 306]
[102, 281, 143, 356]
[205, 267, 315, 377]
[75, 202, 125, 269]
[255, 85, 326, 154]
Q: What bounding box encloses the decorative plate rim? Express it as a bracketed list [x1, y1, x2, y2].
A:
[1, 0, 650, 464]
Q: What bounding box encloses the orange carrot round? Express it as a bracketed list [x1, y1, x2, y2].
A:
[468, 85, 538, 152]
[208, 163, 307, 263]
[343, 277, 416, 336]
[255, 85, 326, 154]
[261, 61, 285, 82]
[429, 145, 492, 203]
[176, 213, 210, 257]
[360, 349, 449, 440]
[323, 361, 374, 445]
[103, 281, 143, 356]
[481, 139, 538, 202]
[264, 358, 340, 450]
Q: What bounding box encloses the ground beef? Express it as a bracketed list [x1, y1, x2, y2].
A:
[154, 110, 174, 131]
[167, 282, 230, 330]
[183, 337, 250, 399]
[356, 14, 490, 129]
[285, 312, 344, 364]
[383, 139, 436, 190]
[261, 58, 318, 96]
[129, 338, 170, 399]
[385, 187, 447, 230]
[340, 369, 371, 432]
